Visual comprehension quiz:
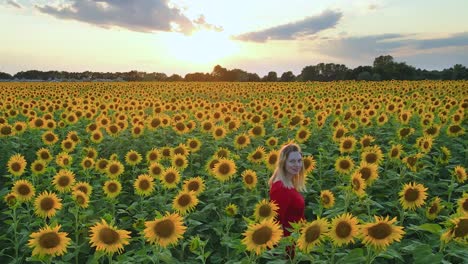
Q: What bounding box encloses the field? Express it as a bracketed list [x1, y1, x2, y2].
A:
[0, 81, 467, 263]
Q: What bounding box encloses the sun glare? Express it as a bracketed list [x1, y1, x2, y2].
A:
[164, 30, 240, 66]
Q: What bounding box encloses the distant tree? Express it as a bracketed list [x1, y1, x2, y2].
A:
[357, 71, 372, 81]
[262, 71, 278, 82]
[0, 72, 12, 80]
[452, 64, 468, 80]
[211, 65, 228, 81]
[247, 73, 261, 82]
[300, 65, 319, 81]
[350, 66, 373, 80]
[280, 71, 295, 82]
[167, 74, 183, 81]
[373, 55, 395, 80]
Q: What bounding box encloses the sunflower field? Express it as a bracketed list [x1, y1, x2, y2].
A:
[0, 81, 467, 264]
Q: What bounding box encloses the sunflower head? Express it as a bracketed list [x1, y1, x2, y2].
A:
[89, 219, 131, 255]
[7, 153, 27, 177]
[144, 212, 187, 247]
[182, 177, 205, 196]
[426, 197, 443, 220]
[160, 167, 181, 189]
[454, 166, 467, 183]
[335, 156, 355, 174]
[320, 190, 335, 209]
[399, 182, 428, 210]
[134, 174, 155, 196]
[13, 179, 36, 202]
[72, 190, 89, 208]
[241, 169, 258, 190]
[297, 218, 329, 253]
[212, 158, 237, 182]
[103, 180, 122, 199]
[28, 225, 71, 258]
[253, 199, 279, 221]
[34, 191, 63, 218]
[234, 133, 250, 149]
[225, 203, 239, 217]
[172, 191, 199, 215]
[242, 218, 283, 255]
[361, 215, 405, 249]
[329, 213, 359, 246]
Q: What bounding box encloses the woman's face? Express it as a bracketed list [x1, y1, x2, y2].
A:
[284, 151, 303, 178]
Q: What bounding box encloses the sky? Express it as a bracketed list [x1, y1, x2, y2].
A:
[1, 0, 468, 76]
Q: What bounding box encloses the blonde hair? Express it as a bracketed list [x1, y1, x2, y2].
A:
[268, 143, 306, 191]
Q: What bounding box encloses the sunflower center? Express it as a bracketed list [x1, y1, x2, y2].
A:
[39, 232, 60, 249]
[335, 129, 344, 138]
[154, 219, 175, 238]
[259, 205, 272, 217]
[252, 127, 262, 135]
[109, 164, 119, 174]
[84, 160, 92, 167]
[305, 225, 321, 243]
[407, 156, 417, 166]
[175, 159, 184, 167]
[218, 163, 231, 175]
[404, 188, 419, 202]
[298, 131, 307, 139]
[139, 180, 150, 190]
[177, 194, 191, 207]
[40, 197, 55, 211]
[365, 153, 377, 164]
[165, 173, 176, 183]
[99, 227, 120, 245]
[391, 148, 399, 157]
[108, 183, 118, 193]
[352, 178, 361, 190]
[189, 141, 198, 149]
[129, 153, 138, 161]
[40, 152, 50, 160]
[237, 136, 246, 144]
[322, 195, 330, 205]
[449, 125, 461, 133]
[367, 222, 392, 239]
[252, 226, 272, 245]
[244, 175, 254, 185]
[359, 167, 371, 181]
[453, 219, 468, 238]
[335, 221, 351, 238]
[77, 186, 88, 194]
[339, 160, 351, 170]
[76, 195, 85, 205]
[151, 165, 162, 175]
[400, 128, 410, 137]
[462, 199, 468, 211]
[149, 153, 158, 161]
[34, 163, 44, 171]
[252, 152, 262, 160]
[45, 133, 55, 142]
[343, 140, 352, 149]
[187, 181, 200, 192]
[428, 203, 438, 214]
[18, 184, 31, 195]
[58, 176, 70, 187]
[11, 162, 22, 172]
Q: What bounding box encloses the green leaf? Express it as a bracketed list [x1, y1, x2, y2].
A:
[336, 248, 365, 264]
[412, 244, 443, 264]
[417, 223, 442, 234]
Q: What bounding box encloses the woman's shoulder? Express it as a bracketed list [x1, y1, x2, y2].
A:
[271, 180, 288, 190]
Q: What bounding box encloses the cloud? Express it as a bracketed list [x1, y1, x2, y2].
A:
[35, 0, 220, 35]
[193, 15, 223, 32]
[305, 32, 468, 68]
[232, 9, 343, 42]
[6, 0, 22, 8]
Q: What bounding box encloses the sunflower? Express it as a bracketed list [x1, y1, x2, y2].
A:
[125, 150, 142, 166]
[80, 157, 95, 170]
[160, 167, 181, 189]
[424, 124, 441, 137]
[212, 158, 237, 182]
[438, 146, 451, 164]
[454, 166, 467, 183]
[60, 139, 76, 153]
[242, 218, 283, 255]
[332, 125, 348, 142]
[249, 125, 265, 138]
[329, 213, 359, 246]
[186, 138, 202, 153]
[361, 145, 384, 165]
[359, 135, 375, 148]
[399, 182, 428, 210]
[335, 156, 355, 174]
[440, 216, 468, 243]
[361, 215, 405, 249]
[357, 162, 379, 186]
[446, 124, 464, 137]
[12, 179, 35, 202]
[52, 169, 76, 193]
[89, 219, 131, 255]
[13, 121, 27, 134]
[416, 135, 434, 153]
[212, 125, 227, 140]
[398, 127, 415, 139]
[103, 180, 122, 199]
[7, 153, 27, 177]
[248, 146, 266, 164]
[339, 136, 357, 154]
[388, 144, 404, 160]
[182, 177, 205, 196]
[4, 192, 18, 207]
[144, 212, 187, 247]
[36, 148, 53, 163]
[160, 146, 173, 160]
[134, 174, 155, 196]
[426, 197, 443, 220]
[90, 130, 104, 143]
[297, 218, 329, 253]
[34, 191, 62, 218]
[214, 147, 231, 158]
[31, 159, 47, 175]
[320, 190, 335, 209]
[95, 158, 109, 173]
[242, 169, 258, 190]
[148, 162, 164, 179]
[173, 190, 199, 215]
[234, 133, 251, 149]
[225, 203, 239, 216]
[402, 153, 423, 172]
[350, 172, 366, 198]
[28, 225, 70, 258]
[253, 199, 279, 221]
[302, 155, 317, 175]
[106, 160, 125, 179]
[72, 190, 89, 208]
[146, 148, 161, 163]
[171, 153, 188, 171]
[41, 131, 59, 145]
[456, 194, 468, 216]
[83, 147, 98, 159]
[55, 152, 73, 168]
[295, 126, 311, 143]
[73, 181, 93, 196]
[173, 143, 190, 156]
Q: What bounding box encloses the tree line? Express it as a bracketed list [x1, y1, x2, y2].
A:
[1, 55, 467, 82]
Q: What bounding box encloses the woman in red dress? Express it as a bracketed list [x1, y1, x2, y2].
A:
[268, 143, 306, 257]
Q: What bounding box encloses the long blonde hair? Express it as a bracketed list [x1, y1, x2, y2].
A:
[268, 143, 306, 191]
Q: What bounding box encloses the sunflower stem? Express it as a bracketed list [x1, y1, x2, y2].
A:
[447, 174, 455, 206]
[107, 253, 113, 264]
[74, 206, 80, 264]
[12, 206, 19, 261]
[330, 244, 336, 264]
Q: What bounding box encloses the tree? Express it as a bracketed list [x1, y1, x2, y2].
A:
[0, 72, 13, 80]
[211, 65, 228, 81]
[280, 71, 295, 82]
[167, 74, 183, 81]
[373, 55, 395, 80]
